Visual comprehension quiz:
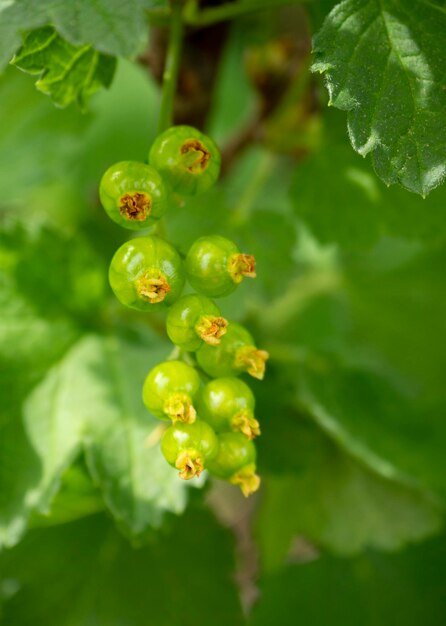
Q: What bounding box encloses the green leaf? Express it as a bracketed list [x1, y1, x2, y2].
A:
[0, 0, 154, 69]
[11, 27, 116, 109]
[0, 510, 244, 626]
[30, 460, 104, 528]
[346, 243, 446, 404]
[45, 0, 155, 57]
[0, 279, 87, 544]
[0, 224, 85, 418]
[0, 221, 105, 410]
[251, 534, 446, 626]
[284, 244, 446, 502]
[291, 111, 446, 250]
[12, 225, 106, 320]
[256, 414, 442, 568]
[0, 330, 197, 549]
[19, 340, 87, 513]
[312, 0, 446, 196]
[0, 67, 88, 205]
[292, 319, 446, 501]
[0, 1, 47, 70]
[79, 333, 197, 537]
[208, 21, 257, 143]
[0, 419, 43, 548]
[0, 333, 191, 548]
[257, 233, 446, 503]
[0, 60, 158, 227]
[297, 356, 444, 489]
[0, 221, 196, 548]
[0, 222, 85, 548]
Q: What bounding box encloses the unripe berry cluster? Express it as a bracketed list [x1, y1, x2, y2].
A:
[100, 125, 268, 497]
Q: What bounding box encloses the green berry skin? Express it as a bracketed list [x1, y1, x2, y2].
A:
[149, 125, 221, 195]
[197, 321, 269, 380]
[142, 360, 201, 420]
[161, 421, 219, 467]
[185, 235, 240, 298]
[207, 433, 256, 480]
[197, 377, 255, 432]
[197, 322, 252, 378]
[108, 235, 184, 311]
[166, 294, 225, 351]
[99, 161, 168, 230]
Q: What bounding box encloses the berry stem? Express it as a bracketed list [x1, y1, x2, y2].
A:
[166, 345, 182, 360]
[157, 0, 184, 134]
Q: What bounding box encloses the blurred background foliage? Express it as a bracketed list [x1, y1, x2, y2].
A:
[1, 2, 446, 624]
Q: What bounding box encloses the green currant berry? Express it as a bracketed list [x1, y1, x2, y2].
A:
[207, 432, 260, 497]
[197, 377, 260, 439]
[99, 161, 168, 230]
[196, 321, 269, 380]
[166, 293, 228, 351]
[161, 421, 219, 480]
[109, 235, 184, 311]
[142, 360, 201, 424]
[185, 235, 256, 298]
[149, 125, 221, 195]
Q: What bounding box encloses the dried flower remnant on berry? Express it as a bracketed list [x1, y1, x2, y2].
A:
[231, 465, 261, 497]
[229, 254, 257, 283]
[119, 192, 151, 221]
[136, 271, 171, 303]
[175, 450, 204, 480]
[195, 315, 228, 345]
[231, 411, 261, 439]
[235, 346, 269, 380]
[181, 139, 211, 173]
[164, 393, 197, 424]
